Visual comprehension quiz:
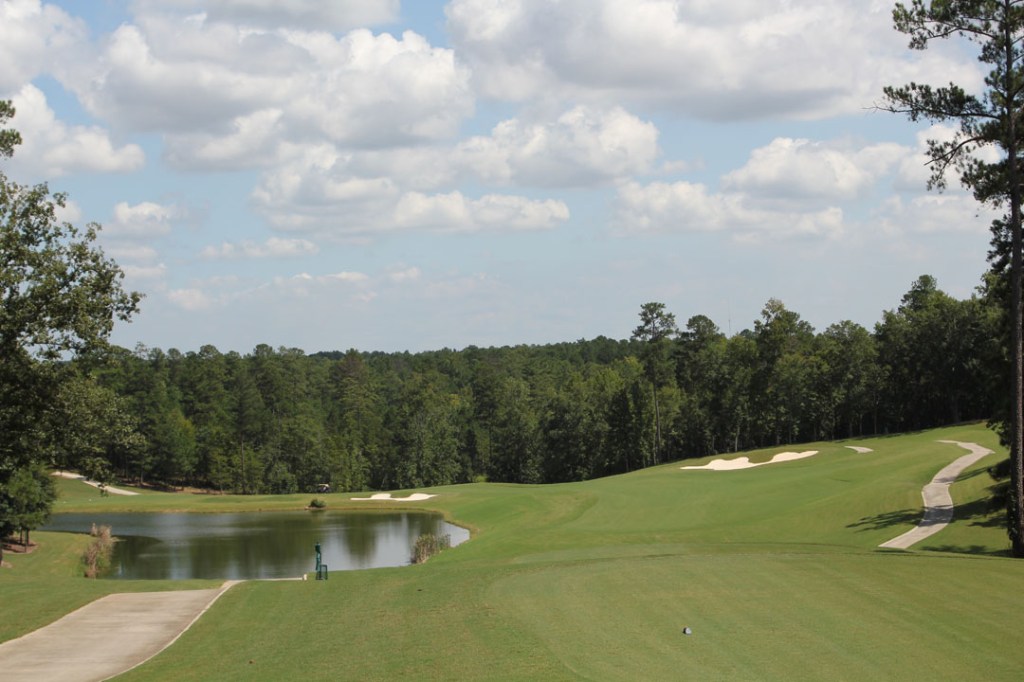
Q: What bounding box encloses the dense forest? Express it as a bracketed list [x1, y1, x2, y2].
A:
[57, 274, 997, 495]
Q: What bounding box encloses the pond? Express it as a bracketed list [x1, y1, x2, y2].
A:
[43, 511, 469, 580]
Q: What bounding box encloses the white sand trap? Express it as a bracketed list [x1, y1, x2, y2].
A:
[681, 451, 819, 471]
[845, 446, 874, 454]
[350, 492, 436, 502]
[51, 471, 139, 496]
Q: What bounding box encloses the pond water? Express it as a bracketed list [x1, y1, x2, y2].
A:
[43, 511, 469, 580]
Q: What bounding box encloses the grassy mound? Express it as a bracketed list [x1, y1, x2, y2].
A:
[9, 424, 1024, 680]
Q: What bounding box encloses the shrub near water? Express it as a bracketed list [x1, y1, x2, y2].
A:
[82, 524, 113, 578]
[411, 533, 451, 564]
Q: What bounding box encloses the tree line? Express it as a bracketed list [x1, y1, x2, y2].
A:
[59, 274, 996, 495]
[7, 0, 1024, 556]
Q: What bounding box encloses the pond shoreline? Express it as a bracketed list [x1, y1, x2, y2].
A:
[43, 509, 469, 581]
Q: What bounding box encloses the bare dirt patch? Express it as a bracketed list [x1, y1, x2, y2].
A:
[1, 539, 38, 555]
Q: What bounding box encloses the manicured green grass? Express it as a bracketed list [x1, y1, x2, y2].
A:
[6, 423, 1024, 680]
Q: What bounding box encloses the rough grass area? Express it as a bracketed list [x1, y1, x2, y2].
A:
[9, 424, 1024, 680]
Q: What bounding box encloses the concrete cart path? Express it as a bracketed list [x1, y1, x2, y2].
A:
[879, 440, 994, 550]
[51, 471, 140, 496]
[0, 582, 237, 682]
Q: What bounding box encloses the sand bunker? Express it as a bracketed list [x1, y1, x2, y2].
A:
[681, 451, 819, 471]
[350, 492, 436, 502]
[845, 446, 873, 454]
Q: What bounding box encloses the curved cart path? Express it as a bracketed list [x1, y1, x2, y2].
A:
[879, 440, 994, 550]
[51, 471, 140, 496]
[0, 582, 237, 682]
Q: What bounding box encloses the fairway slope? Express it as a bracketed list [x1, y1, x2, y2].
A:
[7, 424, 1023, 681]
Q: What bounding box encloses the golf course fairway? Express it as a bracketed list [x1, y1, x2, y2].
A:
[4, 424, 1024, 680]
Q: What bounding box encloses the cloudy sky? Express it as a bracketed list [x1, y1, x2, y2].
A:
[0, 0, 998, 353]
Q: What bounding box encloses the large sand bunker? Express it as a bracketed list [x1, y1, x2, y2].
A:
[350, 492, 436, 502]
[680, 451, 819, 471]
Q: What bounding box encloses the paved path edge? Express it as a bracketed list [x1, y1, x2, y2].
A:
[113, 580, 240, 680]
[878, 440, 994, 550]
[0, 581, 241, 682]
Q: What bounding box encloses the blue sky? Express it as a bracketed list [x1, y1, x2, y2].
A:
[0, 0, 998, 353]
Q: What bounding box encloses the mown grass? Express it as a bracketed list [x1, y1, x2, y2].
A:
[5, 423, 1024, 680]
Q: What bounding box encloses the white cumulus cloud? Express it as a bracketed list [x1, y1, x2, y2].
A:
[614, 179, 845, 240]
[168, 287, 215, 311]
[5, 84, 144, 178]
[446, 0, 981, 120]
[723, 137, 906, 203]
[251, 144, 570, 235]
[388, 266, 422, 283]
[165, 0, 400, 31]
[456, 105, 660, 186]
[107, 201, 183, 238]
[165, 108, 285, 170]
[200, 237, 319, 259]
[319, 271, 369, 283]
[393, 192, 570, 233]
[0, 0, 86, 91]
[876, 194, 997, 236]
[107, 245, 160, 262]
[122, 263, 169, 281]
[65, 11, 472, 169]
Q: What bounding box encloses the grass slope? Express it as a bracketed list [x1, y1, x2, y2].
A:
[4, 424, 1023, 680]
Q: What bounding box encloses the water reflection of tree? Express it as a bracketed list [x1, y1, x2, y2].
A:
[335, 513, 443, 567]
[337, 513, 381, 565]
[50, 511, 453, 579]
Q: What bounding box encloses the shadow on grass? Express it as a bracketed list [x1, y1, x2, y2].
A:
[851, 478, 1008, 533]
[847, 509, 920, 531]
[956, 466, 989, 481]
[849, 501, 1004, 533]
[953, 495, 1007, 529]
[923, 545, 1012, 558]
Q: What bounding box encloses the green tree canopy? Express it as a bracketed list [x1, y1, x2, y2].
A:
[881, 0, 1024, 554]
[631, 302, 679, 464]
[1, 101, 140, 545]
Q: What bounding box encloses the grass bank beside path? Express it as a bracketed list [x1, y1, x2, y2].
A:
[6, 423, 1024, 680]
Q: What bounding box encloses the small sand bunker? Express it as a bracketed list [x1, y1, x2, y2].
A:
[350, 492, 436, 502]
[845, 446, 873, 454]
[681, 451, 819, 471]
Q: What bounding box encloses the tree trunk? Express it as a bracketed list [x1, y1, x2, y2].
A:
[1005, 13, 1024, 557]
[652, 386, 661, 466]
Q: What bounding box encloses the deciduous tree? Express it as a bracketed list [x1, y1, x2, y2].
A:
[1, 102, 139, 537]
